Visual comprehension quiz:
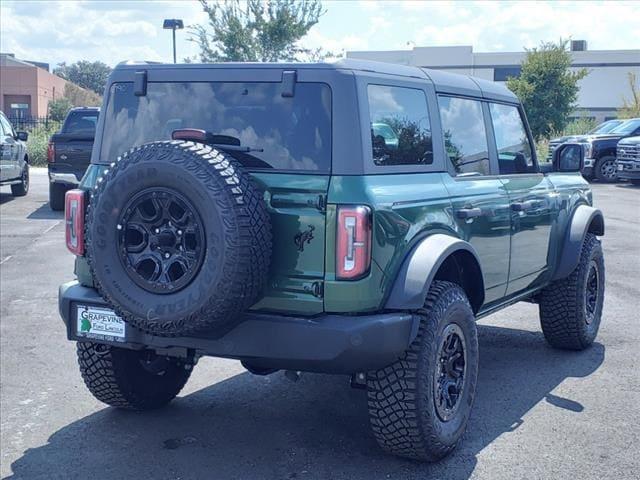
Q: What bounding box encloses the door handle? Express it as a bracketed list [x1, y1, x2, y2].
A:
[511, 200, 541, 212]
[456, 207, 483, 219]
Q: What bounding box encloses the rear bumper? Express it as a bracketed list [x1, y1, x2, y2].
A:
[48, 166, 86, 186]
[59, 281, 419, 374]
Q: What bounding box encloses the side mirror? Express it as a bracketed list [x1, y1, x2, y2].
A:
[553, 143, 583, 172]
[16, 131, 28, 142]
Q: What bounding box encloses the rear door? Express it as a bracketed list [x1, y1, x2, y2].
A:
[438, 95, 511, 304]
[0, 114, 19, 180]
[488, 102, 557, 295]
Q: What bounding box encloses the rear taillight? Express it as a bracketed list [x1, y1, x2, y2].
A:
[47, 142, 55, 163]
[336, 206, 372, 280]
[65, 189, 86, 256]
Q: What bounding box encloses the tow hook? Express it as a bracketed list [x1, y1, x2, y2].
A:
[350, 372, 367, 389]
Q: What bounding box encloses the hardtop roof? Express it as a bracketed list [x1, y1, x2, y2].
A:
[113, 58, 518, 103]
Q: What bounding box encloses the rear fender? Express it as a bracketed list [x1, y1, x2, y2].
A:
[385, 234, 485, 313]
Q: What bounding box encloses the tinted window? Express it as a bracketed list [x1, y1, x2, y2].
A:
[102, 82, 331, 172]
[367, 85, 433, 166]
[494, 67, 521, 82]
[64, 112, 98, 134]
[0, 114, 14, 137]
[610, 119, 640, 135]
[438, 96, 490, 176]
[489, 103, 535, 174]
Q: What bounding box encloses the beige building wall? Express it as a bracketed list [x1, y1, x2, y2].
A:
[1, 61, 71, 117]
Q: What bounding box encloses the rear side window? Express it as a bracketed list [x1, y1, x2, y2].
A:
[64, 112, 98, 134]
[101, 82, 332, 172]
[438, 96, 490, 176]
[367, 85, 433, 166]
[489, 103, 535, 174]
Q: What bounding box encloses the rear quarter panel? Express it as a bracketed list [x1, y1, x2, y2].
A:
[324, 172, 455, 312]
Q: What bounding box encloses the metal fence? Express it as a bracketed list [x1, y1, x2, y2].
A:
[7, 116, 60, 135]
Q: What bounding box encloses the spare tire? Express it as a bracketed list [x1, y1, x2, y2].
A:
[86, 141, 272, 336]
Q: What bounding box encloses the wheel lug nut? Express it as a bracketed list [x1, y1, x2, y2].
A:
[177, 230, 182, 235]
[155, 228, 160, 234]
[164, 253, 170, 259]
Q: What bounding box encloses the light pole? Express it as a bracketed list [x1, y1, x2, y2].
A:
[163, 19, 184, 64]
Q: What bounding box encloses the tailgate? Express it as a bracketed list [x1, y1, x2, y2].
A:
[52, 136, 93, 178]
[249, 172, 329, 315]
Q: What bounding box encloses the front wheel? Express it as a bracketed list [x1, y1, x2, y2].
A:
[538, 233, 604, 350]
[77, 342, 192, 410]
[10, 164, 29, 197]
[366, 281, 478, 462]
[594, 156, 618, 183]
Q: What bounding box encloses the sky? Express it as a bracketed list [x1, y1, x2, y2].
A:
[1, 0, 639, 69]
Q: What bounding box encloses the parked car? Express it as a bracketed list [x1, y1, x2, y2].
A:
[0, 110, 29, 197]
[546, 119, 624, 161]
[48, 107, 99, 210]
[581, 118, 640, 182]
[616, 135, 640, 185]
[58, 60, 605, 462]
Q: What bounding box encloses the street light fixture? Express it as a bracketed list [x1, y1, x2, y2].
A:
[163, 18, 184, 64]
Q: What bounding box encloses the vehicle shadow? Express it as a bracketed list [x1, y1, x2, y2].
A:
[0, 192, 15, 205]
[26, 203, 63, 220]
[615, 182, 640, 189]
[7, 325, 605, 480]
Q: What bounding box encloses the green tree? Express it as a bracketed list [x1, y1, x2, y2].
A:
[619, 72, 640, 119]
[507, 40, 587, 139]
[191, 0, 330, 62]
[54, 60, 112, 95]
[48, 98, 73, 121]
[63, 83, 101, 107]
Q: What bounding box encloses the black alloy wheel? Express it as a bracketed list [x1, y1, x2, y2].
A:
[584, 260, 600, 325]
[434, 324, 467, 422]
[117, 187, 206, 294]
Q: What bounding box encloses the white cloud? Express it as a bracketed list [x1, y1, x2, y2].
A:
[0, 0, 637, 69]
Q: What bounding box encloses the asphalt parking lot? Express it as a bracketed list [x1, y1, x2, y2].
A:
[1, 168, 639, 480]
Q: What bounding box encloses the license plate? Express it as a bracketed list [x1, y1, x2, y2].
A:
[76, 305, 126, 342]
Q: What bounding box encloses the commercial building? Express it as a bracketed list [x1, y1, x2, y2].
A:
[347, 41, 640, 123]
[0, 53, 69, 118]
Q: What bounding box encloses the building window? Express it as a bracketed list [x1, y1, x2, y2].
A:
[493, 67, 521, 82]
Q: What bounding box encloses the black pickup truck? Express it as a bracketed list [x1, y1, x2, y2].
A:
[48, 107, 99, 210]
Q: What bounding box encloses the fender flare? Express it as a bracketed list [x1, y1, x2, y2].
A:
[385, 234, 485, 312]
[552, 205, 605, 281]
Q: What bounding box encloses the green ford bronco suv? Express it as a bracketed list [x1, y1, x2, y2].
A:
[59, 59, 605, 462]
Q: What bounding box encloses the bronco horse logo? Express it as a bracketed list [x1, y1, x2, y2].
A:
[294, 225, 315, 252]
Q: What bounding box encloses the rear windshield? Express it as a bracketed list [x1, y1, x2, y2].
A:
[63, 111, 98, 134]
[100, 82, 332, 172]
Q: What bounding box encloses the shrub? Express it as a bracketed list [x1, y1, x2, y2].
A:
[26, 122, 62, 166]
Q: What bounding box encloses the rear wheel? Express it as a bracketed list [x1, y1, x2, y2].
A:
[11, 164, 29, 197]
[594, 156, 618, 183]
[538, 233, 604, 350]
[49, 182, 67, 211]
[77, 342, 192, 410]
[366, 281, 478, 462]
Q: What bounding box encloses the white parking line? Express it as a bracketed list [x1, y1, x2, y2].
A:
[43, 222, 61, 234]
[0, 255, 13, 265]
